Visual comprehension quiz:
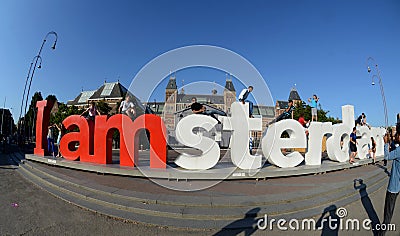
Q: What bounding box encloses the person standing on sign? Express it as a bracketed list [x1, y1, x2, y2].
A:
[378, 133, 400, 236]
[307, 94, 319, 122]
[349, 127, 358, 164]
[238, 86, 254, 118]
[120, 95, 136, 120]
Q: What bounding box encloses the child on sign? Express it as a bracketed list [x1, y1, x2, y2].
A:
[308, 94, 319, 122]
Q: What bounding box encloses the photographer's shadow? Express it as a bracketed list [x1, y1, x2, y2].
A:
[316, 204, 340, 236]
[354, 179, 381, 236]
[213, 207, 260, 236]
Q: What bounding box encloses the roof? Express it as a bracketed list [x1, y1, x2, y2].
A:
[276, 100, 289, 109]
[288, 87, 301, 101]
[67, 81, 131, 106]
[174, 103, 224, 115]
[177, 94, 224, 104]
[224, 79, 235, 92]
[67, 90, 96, 106]
[166, 76, 177, 90]
[89, 81, 127, 100]
[143, 102, 165, 115]
[253, 105, 275, 117]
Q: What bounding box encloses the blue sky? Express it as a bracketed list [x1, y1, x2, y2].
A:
[0, 0, 399, 126]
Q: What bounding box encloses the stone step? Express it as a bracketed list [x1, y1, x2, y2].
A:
[12, 152, 389, 229]
[19, 155, 387, 207]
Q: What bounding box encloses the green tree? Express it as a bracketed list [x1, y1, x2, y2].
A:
[96, 100, 112, 115]
[293, 101, 341, 124]
[45, 94, 58, 104]
[50, 103, 83, 125]
[22, 92, 43, 137]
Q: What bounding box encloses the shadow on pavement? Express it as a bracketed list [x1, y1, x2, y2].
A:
[374, 163, 391, 177]
[213, 207, 260, 236]
[316, 204, 340, 236]
[354, 179, 381, 236]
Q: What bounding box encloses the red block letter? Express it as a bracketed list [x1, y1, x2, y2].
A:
[59, 115, 90, 161]
[34, 100, 54, 156]
[94, 114, 134, 165]
[121, 114, 167, 168]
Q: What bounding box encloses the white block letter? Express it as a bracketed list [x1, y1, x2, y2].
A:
[305, 122, 332, 165]
[262, 119, 306, 168]
[223, 102, 262, 169]
[175, 114, 219, 170]
[371, 127, 386, 157]
[357, 126, 372, 159]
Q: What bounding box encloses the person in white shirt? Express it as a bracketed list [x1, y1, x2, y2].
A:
[238, 86, 254, 118]
[120, 95, 136, 120]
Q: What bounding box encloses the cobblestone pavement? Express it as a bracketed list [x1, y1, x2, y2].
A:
[0, 146, 399, 235]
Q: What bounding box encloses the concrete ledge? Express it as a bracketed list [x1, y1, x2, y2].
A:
[25, 153, 383, 180]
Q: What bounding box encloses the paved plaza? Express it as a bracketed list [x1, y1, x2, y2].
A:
[0, 144, 399, 235]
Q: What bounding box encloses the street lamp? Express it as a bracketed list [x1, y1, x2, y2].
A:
[20, 31, 58, 141]
[366, 57, 389, 128]
[1, 97, 5, 136]
[10, 108, 13, 136]
[18, 55, 42, 134]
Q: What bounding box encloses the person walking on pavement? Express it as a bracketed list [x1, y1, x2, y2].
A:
[238, 86, 254, 118]
[55, 123, 63, 158]
[47, 124, 56, 157]
[369, 136, 377, 163]
[349, 127, 358, 164]
[378, 133, 400, 235]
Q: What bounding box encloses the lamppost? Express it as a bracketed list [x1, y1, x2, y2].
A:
[10, 108, 13, 136]
[1, 97, 5, 136]
[366, 57, 389, 128]
[18, 55, 42, 135]
[20, 31, 58, 141]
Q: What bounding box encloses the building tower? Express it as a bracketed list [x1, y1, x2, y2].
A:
[164, 74, 178, 130]
[224, 77, 236, 114]
[288, 86, 302, 105]
[165, 74, 177, 101]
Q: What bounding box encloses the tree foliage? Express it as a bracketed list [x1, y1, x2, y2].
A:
[96, 100, 112, 115]
[50, 103, 83, 126]
[293, 101, 341, 124]
[22, 92, 43, 137]
[45, 94, 58, 104]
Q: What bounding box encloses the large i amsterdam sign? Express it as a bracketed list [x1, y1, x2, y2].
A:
[31, 45, 386, 179]
[34, 100, 386, 171]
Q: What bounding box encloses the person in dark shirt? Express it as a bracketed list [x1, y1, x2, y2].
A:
[369, 136, 377, 163]
[191, 102, 226, 124]
[349, 127, 358, 164]
[355, 113, 367, 126]
[267, 100, 295, 126]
